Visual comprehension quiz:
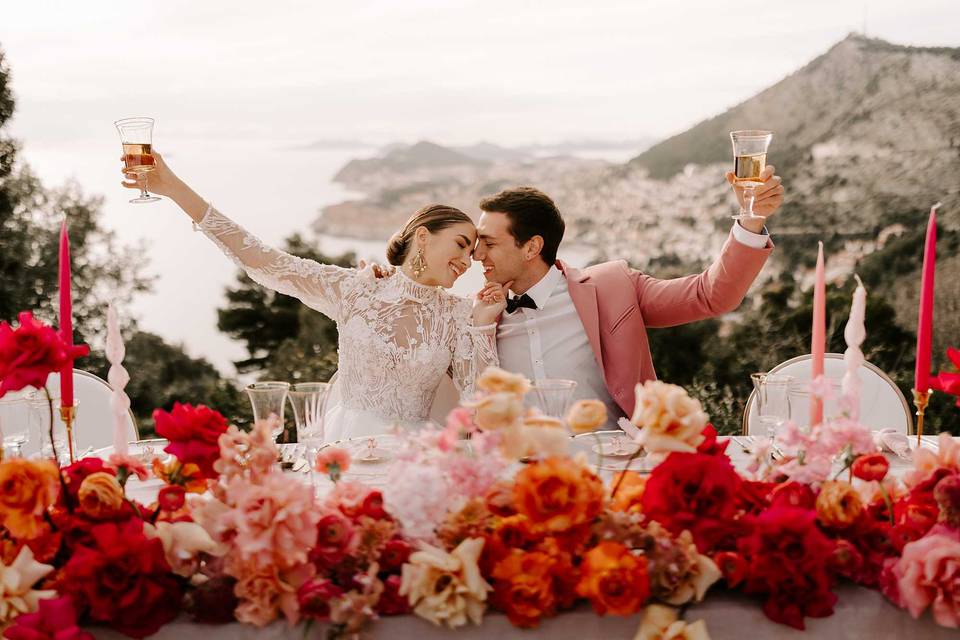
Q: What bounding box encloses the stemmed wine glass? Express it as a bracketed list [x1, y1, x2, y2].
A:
[729, 130, 772, 220]
[115, 117, 160, 204]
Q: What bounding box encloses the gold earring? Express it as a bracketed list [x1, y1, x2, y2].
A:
[412, 248, 427, 278]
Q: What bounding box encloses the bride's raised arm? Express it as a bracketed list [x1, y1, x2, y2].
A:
[122, 151, 356, 320]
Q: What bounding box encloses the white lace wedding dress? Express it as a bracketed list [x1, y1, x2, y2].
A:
[195, 205, 498, 441]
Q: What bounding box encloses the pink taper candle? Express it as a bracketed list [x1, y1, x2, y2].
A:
[915, 203, 940, 393]
[811, 241, 826, 426]
[58, 219, 74, 408]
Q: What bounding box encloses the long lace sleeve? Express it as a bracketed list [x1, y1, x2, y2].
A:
[195, 205, 357, 320]
[450, 299, 499, 399]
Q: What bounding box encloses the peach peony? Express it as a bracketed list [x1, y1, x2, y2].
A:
[630, 381, 707, 454]
[887, 525, 960, 628]
[566, 400, 608, 433]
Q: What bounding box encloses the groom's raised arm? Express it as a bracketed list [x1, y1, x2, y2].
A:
[631, 231, 773, 329]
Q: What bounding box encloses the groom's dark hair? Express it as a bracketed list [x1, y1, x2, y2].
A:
[479, 187, 565, 265]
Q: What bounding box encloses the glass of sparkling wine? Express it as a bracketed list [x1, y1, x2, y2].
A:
[115, 117, 160, 204]
[729, 130, 772, 220]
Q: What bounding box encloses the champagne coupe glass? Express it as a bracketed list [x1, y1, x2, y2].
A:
[246, 382, 290, 442]
[288, 382, 329, 445]
[115, 117, 160, 204]
[751, 372, 792, 442]
[729, 130, 773, 220]
[531, 379, 578, 420]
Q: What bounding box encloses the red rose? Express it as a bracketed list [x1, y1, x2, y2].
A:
[184, 574, 238, 624]
[737, 507, 837, 630]
[360, 490, 389, 520]
[297, 577, 344, 620]
[695, 423, 729, 456]
[153, 402, 229, 479]
[829, 538, 864, 578]
[158, 485, 186, 512]
[0, 312, 89, 399]
[851, 453, 889, 482]
[376, 575, 411, 616]
[845, 516, 897, 587]
[770, 482, 817, 510]
[641, 452, 741, 553]
[55, 518, 182, 638]
[1, 595, 94, 640]
[930, 347, 960, 407]
[379, 537, 412, 573]
[310, 511, 356, 568]
[934, 473, 960, 527]
[713, 551, 748, 588]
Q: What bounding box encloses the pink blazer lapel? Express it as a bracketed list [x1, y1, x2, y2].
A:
[558, 261, 603, 369]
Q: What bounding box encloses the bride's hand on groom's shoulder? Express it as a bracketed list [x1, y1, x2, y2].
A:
[473, 281, 512, 326]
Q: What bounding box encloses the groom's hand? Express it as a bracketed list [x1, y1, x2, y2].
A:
[724, 164, 784, 233]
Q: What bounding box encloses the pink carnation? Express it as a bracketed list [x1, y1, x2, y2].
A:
[221, 471, 320, 572]
[315, 447, 351, 481]
[106, 453, 150, 481]
[886, 525, 960, 628]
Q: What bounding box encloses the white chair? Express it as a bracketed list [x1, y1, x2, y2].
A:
[743, 353, 912, 435]
[41, 369, 140, 452]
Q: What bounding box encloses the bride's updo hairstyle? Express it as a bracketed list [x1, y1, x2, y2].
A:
[386, 204, 473, 266]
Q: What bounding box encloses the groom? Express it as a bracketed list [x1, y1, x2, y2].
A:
[473, 167, 783, 425]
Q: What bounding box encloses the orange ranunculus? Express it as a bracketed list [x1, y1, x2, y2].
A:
[576, 541, 650, 616]
[609, 472, 646, 513]
[0, 459, 60, 539]
[815, 480, 863, 528]
[491, 549, 558, 628]
[78, 472, 125, 519]
[152, 458, 208, 494]
[513, 458, 603, 533]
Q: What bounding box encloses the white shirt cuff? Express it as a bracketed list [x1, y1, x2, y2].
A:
[731, 222, 770, 249]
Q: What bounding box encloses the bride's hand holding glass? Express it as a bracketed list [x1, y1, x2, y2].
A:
[473, 280, 512, 325]
[119, 150, 182, 199]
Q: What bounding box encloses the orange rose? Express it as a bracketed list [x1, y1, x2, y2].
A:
[0, 459, 60, 539]
[152, 458, 208, 493]
[609, 472, 646, 513]
[78, 471, 125, 519]
[816, 480, 863, 528]
[491, 549, 557, 627]
[514, 458, 603, 533]
[576, 541, 650, 615]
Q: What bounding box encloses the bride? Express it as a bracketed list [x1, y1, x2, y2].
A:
[121, 152, 508, 441]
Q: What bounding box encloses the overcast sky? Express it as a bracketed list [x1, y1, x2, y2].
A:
[4, 0, 959, 149]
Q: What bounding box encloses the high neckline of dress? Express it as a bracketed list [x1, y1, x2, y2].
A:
[393, 268, 442, 301]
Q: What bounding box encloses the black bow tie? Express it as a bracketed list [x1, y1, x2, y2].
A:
[506, 293, 537, 314]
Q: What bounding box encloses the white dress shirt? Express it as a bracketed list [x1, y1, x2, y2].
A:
[496, 223, 769, 427]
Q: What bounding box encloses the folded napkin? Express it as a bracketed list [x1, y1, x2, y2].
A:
[874, 428, 910, 458]
[618, 417, 641, 440]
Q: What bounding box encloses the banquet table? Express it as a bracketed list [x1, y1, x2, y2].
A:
[97, 435, 957, 640]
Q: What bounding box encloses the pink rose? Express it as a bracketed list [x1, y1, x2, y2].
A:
[888, 525, 960, 628]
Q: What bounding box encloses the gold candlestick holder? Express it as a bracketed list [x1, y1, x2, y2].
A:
[912, 388, 931, 449]
[59, 404, 77, 463]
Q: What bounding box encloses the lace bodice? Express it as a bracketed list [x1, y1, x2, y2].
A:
[196, 206, 498, 423]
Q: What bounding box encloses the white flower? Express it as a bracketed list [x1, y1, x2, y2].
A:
[400, 538, 490, 628]
[634, 604, 711, 640]
[144, 520, 226, 577]
[0, 546, 56, 623]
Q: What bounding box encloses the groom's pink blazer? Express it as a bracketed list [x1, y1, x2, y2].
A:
[558, 232, 773, 417]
